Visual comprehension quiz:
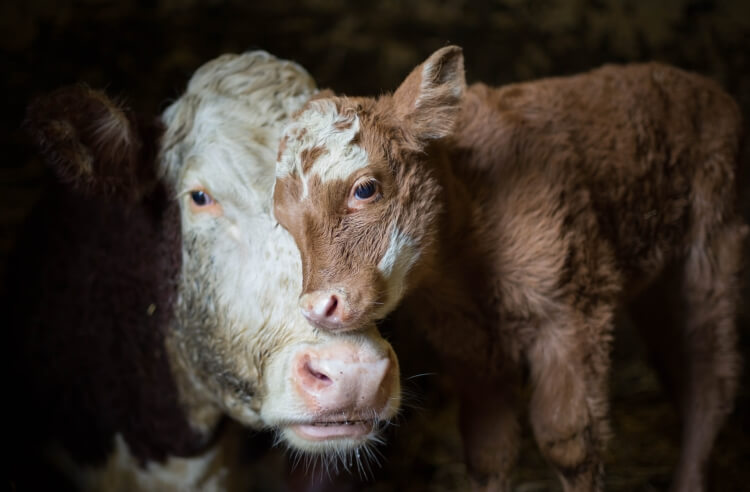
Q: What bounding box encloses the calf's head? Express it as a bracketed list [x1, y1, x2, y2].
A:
[26, 52, 401, 459]
[274, 46, 465, 332]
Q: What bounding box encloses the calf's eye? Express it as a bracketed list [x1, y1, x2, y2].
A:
[348, 178, 380, 212]
[354, 181, 377, 200]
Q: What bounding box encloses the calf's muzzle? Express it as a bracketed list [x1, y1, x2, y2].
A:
[299, 290, 354, 332]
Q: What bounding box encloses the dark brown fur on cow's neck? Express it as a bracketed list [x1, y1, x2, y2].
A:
[7, 178, 214, 471]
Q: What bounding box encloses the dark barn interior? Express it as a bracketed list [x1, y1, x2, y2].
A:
[2, 1, 749, 490]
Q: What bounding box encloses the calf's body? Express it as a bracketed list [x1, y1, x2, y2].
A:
[274, 47, 745, 491]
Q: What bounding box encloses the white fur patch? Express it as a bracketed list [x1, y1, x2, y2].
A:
[277, 100, 370, 195]
[49, 434, 233, 492]
[161, 51, 317, 192]
[376, 227, 420, 316]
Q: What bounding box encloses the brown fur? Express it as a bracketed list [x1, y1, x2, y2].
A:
[276, 134, 288, 163]
[275, 168, 393, 331]
[300, 145, 328, 174]
[275, 47, 746, 491]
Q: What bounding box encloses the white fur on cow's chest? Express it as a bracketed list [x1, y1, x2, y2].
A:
[49, 433, 248, 492]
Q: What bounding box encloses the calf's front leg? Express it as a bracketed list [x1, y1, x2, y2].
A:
[525, 312, 613, 492]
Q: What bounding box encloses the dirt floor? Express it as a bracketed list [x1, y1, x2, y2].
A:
[2, 1, 749, 490]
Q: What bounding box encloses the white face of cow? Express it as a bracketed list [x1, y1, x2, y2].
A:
[273, 46, 465, 333]
[158, 52, 400, 459]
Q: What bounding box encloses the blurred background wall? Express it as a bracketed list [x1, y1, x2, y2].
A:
[2, 1, 749, 490]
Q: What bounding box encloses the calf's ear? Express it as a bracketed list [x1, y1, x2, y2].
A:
[24, 85, 163, 200]
[392, 45, 465, 142]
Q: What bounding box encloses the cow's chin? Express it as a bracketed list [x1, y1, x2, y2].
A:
[260, 334, 400, 456]
[265, 383, 401, 455]
[277, 419, 382, 454]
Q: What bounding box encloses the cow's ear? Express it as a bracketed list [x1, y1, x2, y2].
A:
[392, 45, 465, 142]
[24, 85, 163, 200]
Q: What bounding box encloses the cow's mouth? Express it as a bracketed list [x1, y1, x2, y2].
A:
[289, 419, 375, 441]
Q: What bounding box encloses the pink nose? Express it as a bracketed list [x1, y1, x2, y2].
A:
[300, 291, 351, 331]
[293, 344, 393, 414]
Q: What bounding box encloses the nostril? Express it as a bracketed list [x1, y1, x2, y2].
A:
[325, 295, 338, 318]
[305, 362, 332, 385]
[300, 291, 358, 332]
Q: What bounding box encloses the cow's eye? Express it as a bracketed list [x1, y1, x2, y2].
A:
[188, 189, 222, 216]
[190, 190, 214, 206]
[354, 181, 378, 200]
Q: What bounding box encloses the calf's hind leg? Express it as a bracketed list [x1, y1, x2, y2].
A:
[671, 220, 745, 492]
[525, 307, 614, 492]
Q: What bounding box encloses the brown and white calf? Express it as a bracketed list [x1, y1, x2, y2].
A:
[8, 51, 399, 490]
[273, 46, 745, 491]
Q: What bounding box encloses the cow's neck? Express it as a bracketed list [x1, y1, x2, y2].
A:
[164, 330, 225, 436]
[55, 185, 216, 465]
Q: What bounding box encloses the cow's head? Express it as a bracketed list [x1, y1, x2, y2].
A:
[26, 52, 401, 463]
[274, 46, 465, 332]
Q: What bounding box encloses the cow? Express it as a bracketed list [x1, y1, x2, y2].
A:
[7, 51, 400, 491]
[272, 46, 746, 492]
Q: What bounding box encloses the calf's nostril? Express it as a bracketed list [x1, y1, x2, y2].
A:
[325, 296, 338, 318]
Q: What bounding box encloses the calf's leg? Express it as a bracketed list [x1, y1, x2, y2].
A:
[525, 309, 614, 492]
[671, 220, 745, 492]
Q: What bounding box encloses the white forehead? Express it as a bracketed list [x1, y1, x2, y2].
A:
[160, 51, 317, 209]
[160, 52, 327, 347]
[277, 100, 370, 186]
[178, 104, 277, 213]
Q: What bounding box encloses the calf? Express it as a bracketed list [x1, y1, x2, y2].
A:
[8, 51, 400, 491]
[273, 46, 745, 491]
